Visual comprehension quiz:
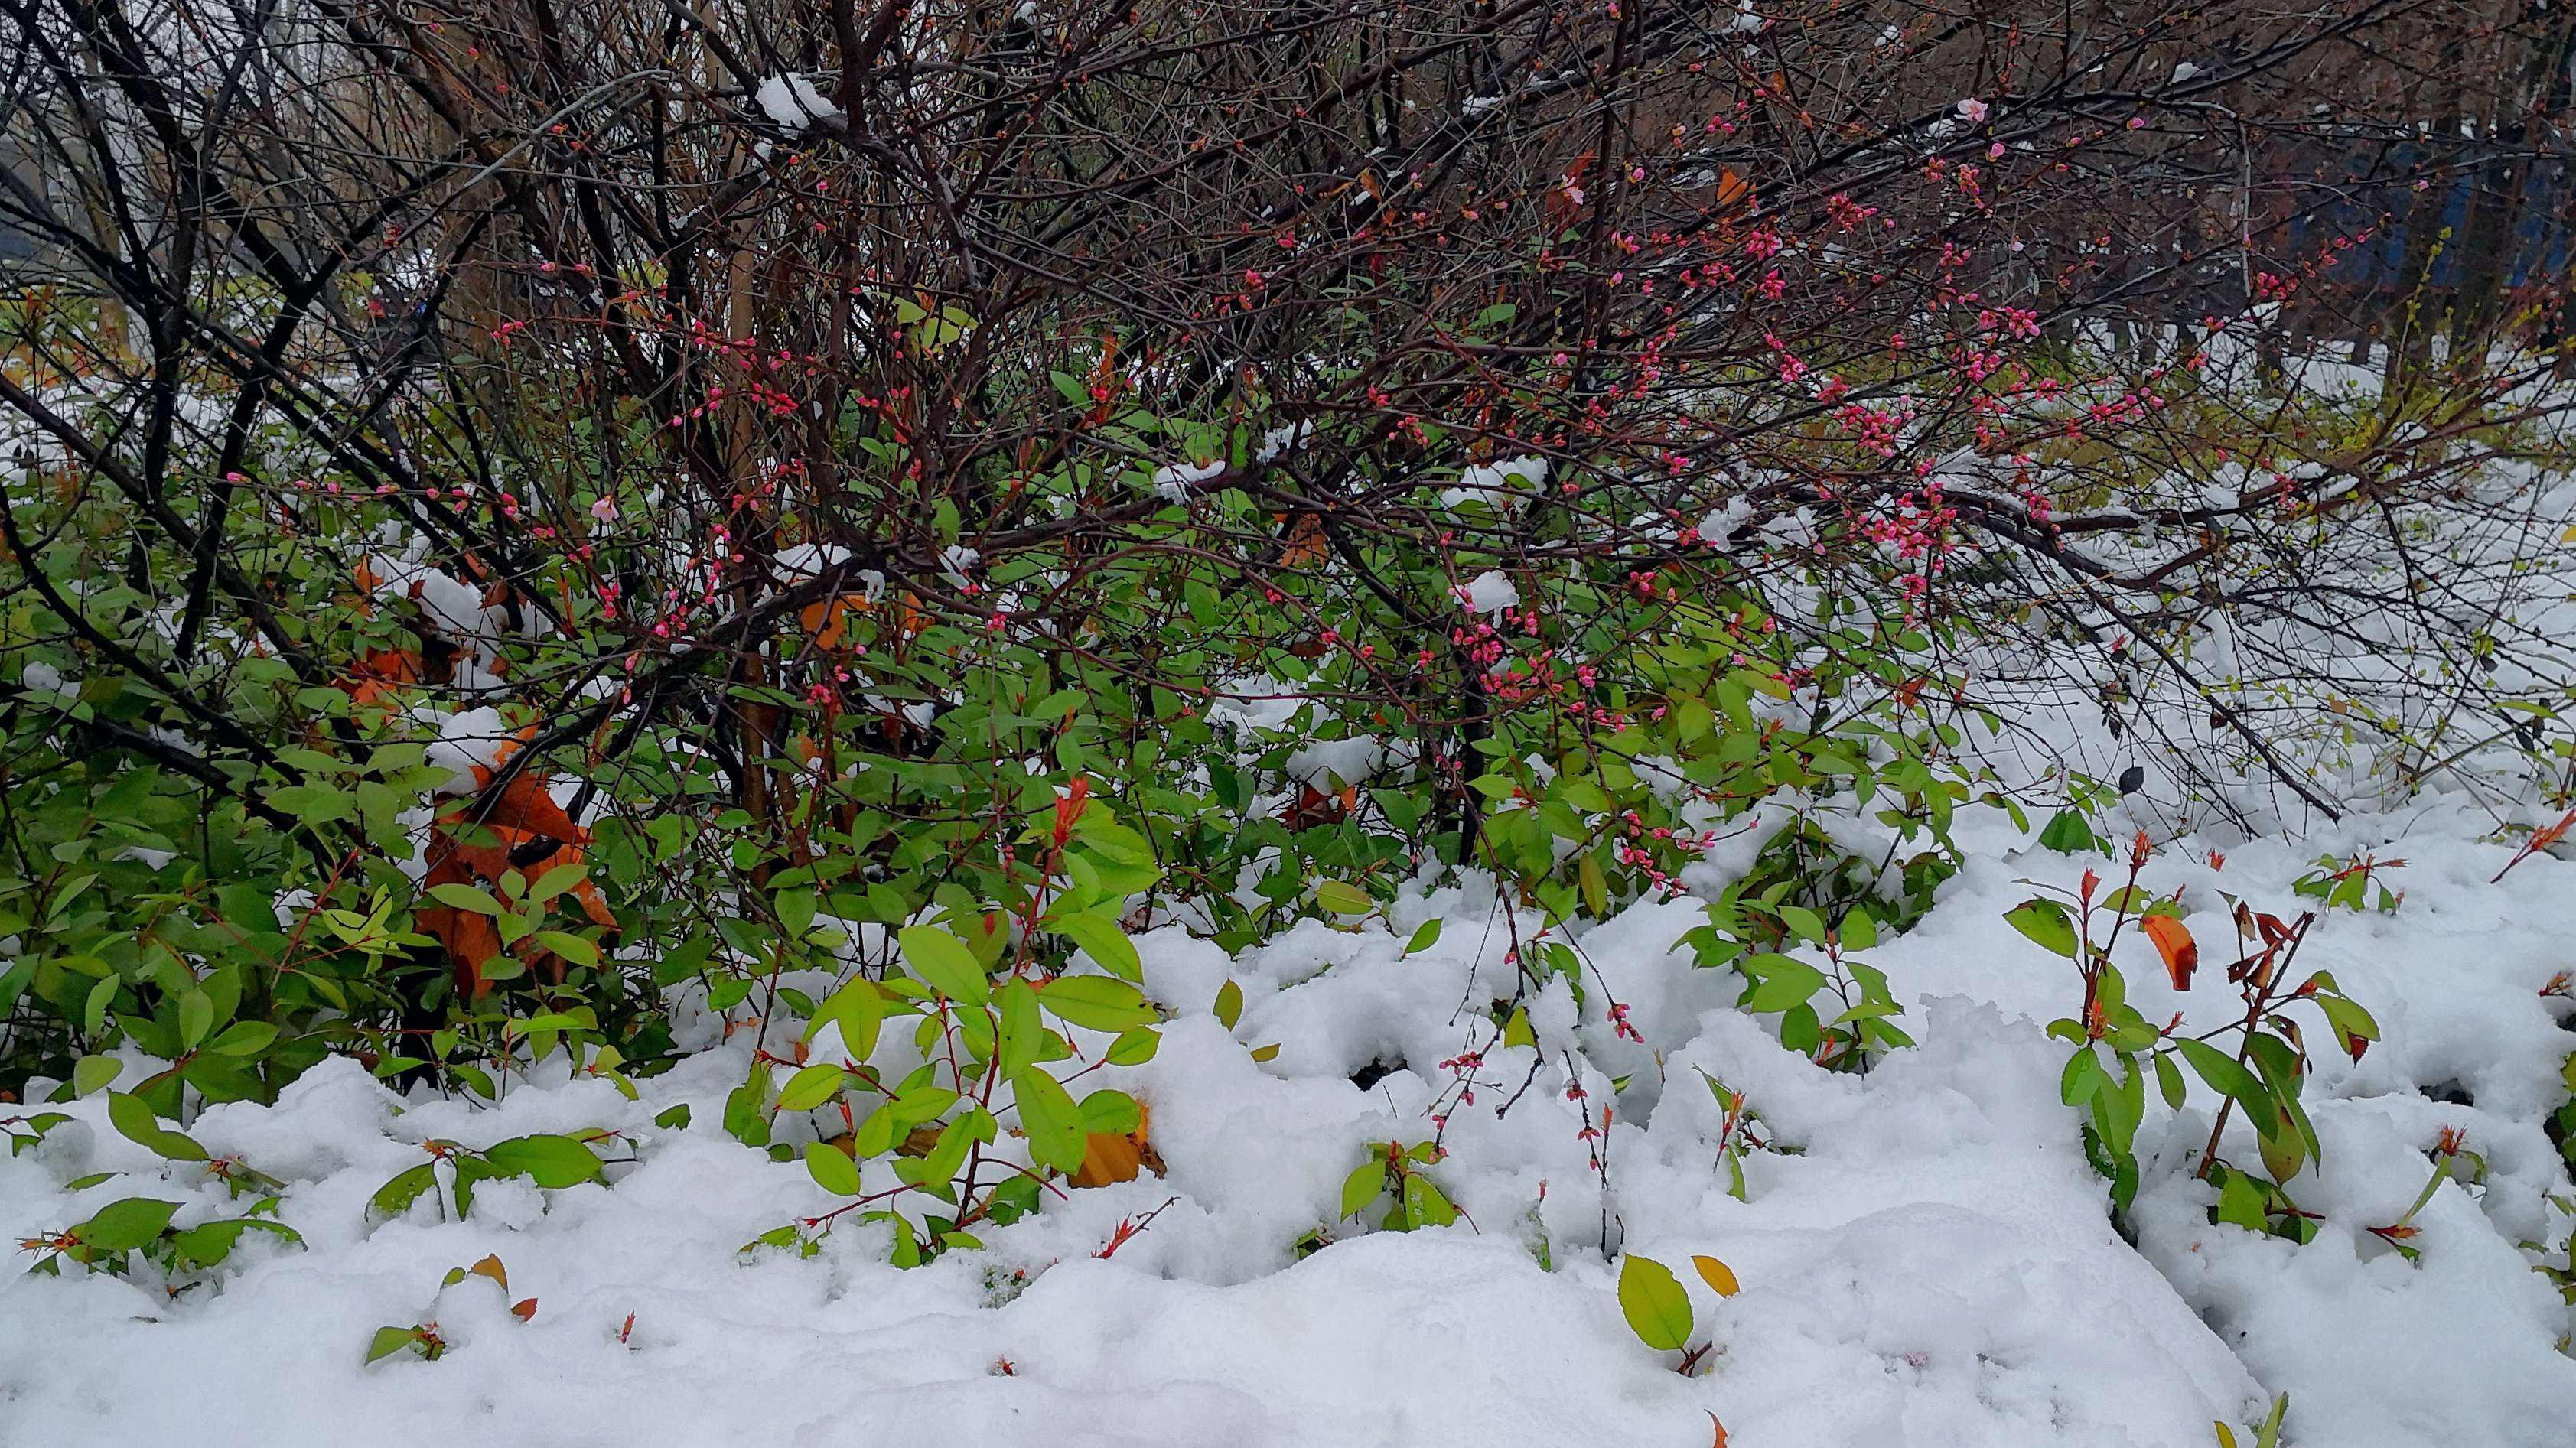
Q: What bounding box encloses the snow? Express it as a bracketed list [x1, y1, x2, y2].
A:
[755, 75, 841, 133]
[8, 804, 2570, 1443]
[773, 542, 849, 581]
[1460, 569, 1521, 613]
[1283, 736, 1400, 789]
[1442, 454, 1547, 509]
[1695, 496, 1754, 546]
[421, 704, 516, 794]
[1255, 421, 1313, 464]
[17, 659, 77, 701]
[1148, 457, 1223, 503]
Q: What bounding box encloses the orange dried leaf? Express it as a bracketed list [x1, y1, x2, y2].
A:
[1278, 512, 1327, 569]
[1072, 1131, 1144, 1187]
[2141, 915, 2197, 991]
[1070, 1103, 1162, 1188]
[1692, 1254, 1741, 1297]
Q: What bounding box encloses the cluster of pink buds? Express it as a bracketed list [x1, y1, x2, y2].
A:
[1607, 1001, 1642, 1043]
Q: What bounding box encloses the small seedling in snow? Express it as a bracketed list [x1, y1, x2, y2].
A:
[2213, 1393, 2289, 1447]
[1339, 1140, 1464, 1232]
[1617, 1251, 1739, 1373]
[2004, 828, 2379, 1222]
[2292, 851, 2403, 913]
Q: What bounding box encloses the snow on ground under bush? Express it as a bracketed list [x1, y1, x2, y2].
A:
[4, 803, 2572, 1446]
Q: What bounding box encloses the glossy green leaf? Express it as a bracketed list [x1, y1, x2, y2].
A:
[899, 925, 990, 1004]
[1617, 1253, 1695, 1352]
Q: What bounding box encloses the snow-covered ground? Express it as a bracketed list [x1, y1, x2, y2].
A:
[5, 796, 2571, 1446]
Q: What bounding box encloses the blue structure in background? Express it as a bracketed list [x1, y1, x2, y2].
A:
[2291, 144, 2572, 293]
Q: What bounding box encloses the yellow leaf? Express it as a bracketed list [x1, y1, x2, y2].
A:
[1692, 1254, 1740, 1297]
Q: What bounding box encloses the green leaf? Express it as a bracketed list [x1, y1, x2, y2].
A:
[2004, 899, 2079, 958]
[899, 925, 990, 1004]
[71, 1054, 122, 1097]
[2060, 1049, 2108, 1107]
[1837, 909, 1878, 951]
[995, 978, 1046, 1076]
[1053, 912, 1141, 981]
[1738, 958, 1827, 1014]
[848, 1105, 896, 1158]
[1213, 978, 1244, 1030]
[2317, 993, 2380, 1059]
[534, 931, 600, 968]
[72, 1197, 181, 1253]
[1403, 919, 1443, 955]
[1400, 1172, 1458, 1228]
[2214, 1169, 2268, 1230]
[177, 990, 215, 1050]
[2256, 1392, 2289, 1448]
[2258, 1116, 2305, 1183]
[106, 1090, 207, 1161]
[807, 977, 887, 1062]
[1036, 975, 1158, 1032]
[1578, 856, 1609, 917]
[2175, 1039, 2269, 1110]
[82, 975, 118, 1036]
[1670, 694, 1715, 743]
[2154, 1051, 2187, 1111]
[1617, 1253, 1695, 1352]
[169, 1215, 302, 1271]
[371, 1162, 439, 1218]
[1776, 905, 1828, 945]
[1104, 1027, 1160, 1066]
[806, 1140, 862, 1196]
[889, 1081, 960, 1127]
[774, 888, 817, 938]
[1340, 1157, 1388, 1218]
[1078, 1088, 1142, 1135]
[366, 1326, 421, 1364]
[272, 783, 354, 825]
[2037, 809, 2100, 854]
[529, 862, 589, 903]
[1314, 880, 1374, 915]
[1011, 1067, 1086, 1174]
[207, 1020, 278, 1056]
[776, 1063, 847, 1113]
[427, 883, 503, 915]
[479, 1134, 604, 1189]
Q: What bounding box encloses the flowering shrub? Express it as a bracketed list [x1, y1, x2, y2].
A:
[1, 0, 2570, 1350]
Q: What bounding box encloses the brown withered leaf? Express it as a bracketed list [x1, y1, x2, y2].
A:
[417, 730, 619, 998]
[1278, 512, 1327, 570]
